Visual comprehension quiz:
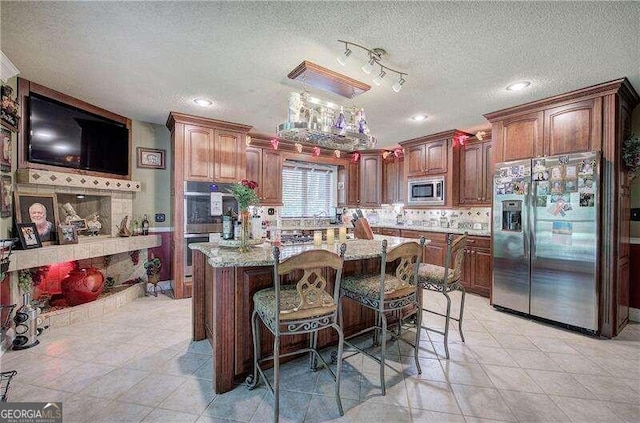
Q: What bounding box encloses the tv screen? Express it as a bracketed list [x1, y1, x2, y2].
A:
[28, 93, 129, 176]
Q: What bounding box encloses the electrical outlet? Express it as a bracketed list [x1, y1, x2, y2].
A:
[267, 208, 275, 216]
[155, 213, 165, 223]
[631, 208, 640, 222]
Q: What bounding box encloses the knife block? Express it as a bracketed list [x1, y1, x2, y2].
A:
[353, 218, 374, 240]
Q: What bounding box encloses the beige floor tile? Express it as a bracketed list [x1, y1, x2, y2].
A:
[587, 356, 640, 379]
[40, 361, 116, 393]
[504, 348, 562, 371]
[467, 346, 519, 367]
[525, 369, 594, 399]
[450, 384, 516, 422]
[82, 367, 149, 399]
[402, 356, 449, 382]
[359, 370, 408, 406]
[498, 390, 571, 422]
[605, 401, 640, 423]
[251, 390, 312, 423]
[492, 334, 540, 351]
[118, 373, 187, 407]
[482, 365, 543, 393]
[526, 336, 580, 354]
[573, 373, 640, 403]
[314, 369, 360, 400]
[303, 394, 359, 423]
[410, 409, 466, 422]
[429, 342, 479, 362]
[141, 408, 199, 423]
[203, 386, 267, 422]
[405, 379, 462, 415]
[159, 377, 217, 414]
[349, 401, 412, 422]
[440, 361, 494, 388]
[90, 399, 154, 422]
[549, 396, 624, 422]
[61, 393, 114, 422]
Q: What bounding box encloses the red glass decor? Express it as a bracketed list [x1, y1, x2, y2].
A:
[270, 138, 279, 150]
[61, 268, 105, 306]
[351, 152, 360, 163]
[312, 146, 321, 157]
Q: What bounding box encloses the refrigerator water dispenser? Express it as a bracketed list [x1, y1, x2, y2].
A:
[502, 200, 522, 231]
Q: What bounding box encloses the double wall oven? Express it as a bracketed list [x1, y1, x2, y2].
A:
[184, 181, 237, 277]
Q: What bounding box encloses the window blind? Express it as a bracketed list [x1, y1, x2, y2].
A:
[282, 161, 337, 218]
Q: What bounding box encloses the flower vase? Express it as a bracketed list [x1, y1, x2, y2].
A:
[239, 210, 251, 253]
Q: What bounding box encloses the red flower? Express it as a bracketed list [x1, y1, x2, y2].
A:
[248, 180, 258, 190]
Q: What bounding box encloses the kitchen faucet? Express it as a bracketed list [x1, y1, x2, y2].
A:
[313, 211, 326, 225]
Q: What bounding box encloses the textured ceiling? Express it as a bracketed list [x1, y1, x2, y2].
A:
[1, 1, 639, 148]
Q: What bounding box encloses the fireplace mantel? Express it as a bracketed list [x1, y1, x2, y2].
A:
[8, 234, 161, 272]
[16, 169, 142, 192]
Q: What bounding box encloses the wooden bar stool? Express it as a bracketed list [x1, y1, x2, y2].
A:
[339, 238, 425, 395]
[246, 244, 347, 423]
[417, 233, 467, 359]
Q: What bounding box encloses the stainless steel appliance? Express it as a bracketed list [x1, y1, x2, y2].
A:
[407, 176, 445, 206]
[492, 152, 600, 332]
[183, 182, 237, 277]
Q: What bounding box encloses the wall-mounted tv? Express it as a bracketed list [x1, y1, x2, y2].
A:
[27, 92, 130, 176]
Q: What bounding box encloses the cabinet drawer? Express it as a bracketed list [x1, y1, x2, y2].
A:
[381, 228, 401, 236]
[466, 236, 490, 250]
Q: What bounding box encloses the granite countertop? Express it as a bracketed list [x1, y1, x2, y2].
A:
[279, 224, 350, 231]
[189, 235, 431, 268]
[369, 222, 491, 237]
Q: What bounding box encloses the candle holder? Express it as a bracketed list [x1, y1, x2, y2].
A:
[326, 229, 335, 245]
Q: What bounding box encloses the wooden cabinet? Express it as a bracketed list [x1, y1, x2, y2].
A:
[167, 112, 252, 299]
[347, 162, 360, 207]
[457, 138, 493, 205]
[405, 139, 448, 177]
[401, 230, 447, 266]
[461, 236, 492, 298]
[489, 98, 602, 164]
[183, 124, 247, 183]
[383, 157, 404, 204]
[245, 146, 282, 205]
[359, 153, 382, 207]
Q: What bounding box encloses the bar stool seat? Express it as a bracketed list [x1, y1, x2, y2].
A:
[342, 274, 416, 305]
[254, 285, 336, 325]
[417, 264, 459, 288]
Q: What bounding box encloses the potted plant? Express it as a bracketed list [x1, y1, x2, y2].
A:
[144, 256, 162, 296]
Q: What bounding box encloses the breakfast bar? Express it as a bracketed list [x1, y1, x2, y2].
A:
[189, 235, 428, 393]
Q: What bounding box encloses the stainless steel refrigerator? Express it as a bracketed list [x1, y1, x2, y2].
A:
[492, 152, 600, 332]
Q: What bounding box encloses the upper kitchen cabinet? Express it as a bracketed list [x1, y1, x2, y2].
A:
[245, 143, 283, 206]
[487, 95, 602, 163]
[382, 156, 404, 204]
[337, 161, 360, 207]
[404, 138, 448, 177]
[359, 152, 382, 207]
[455, 134, 493, 205]
[167, 112, 252, 183]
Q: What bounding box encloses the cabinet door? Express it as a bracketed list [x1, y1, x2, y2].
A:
[471, 248, 492, 297]
[482, 141, 493, 202]
[459, 142, 483, 204]
[245, 147, 262, 198]
[184, 125, 214, 181]
[347, 162, 360, 206]
[359, 154, 382, 206]
[544, 98, 602, 156]
[337, 166, 347, 207]
[261, 149, 282, 205]
[383, 158, 398, 205]
[214, 130, 245, 183]
[497, 112, 544, 162]
[425, 140, 448, 173]
[460, 249, 472, 289]
[423, 243, 445, 266]
[406, 145, 426, 176]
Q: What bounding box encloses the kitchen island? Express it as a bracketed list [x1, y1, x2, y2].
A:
[189, 235, 429, 393]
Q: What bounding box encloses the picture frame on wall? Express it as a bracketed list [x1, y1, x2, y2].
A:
[1, 85, 20, 133]
[57, 224, 78, 245]
[0, 127, 11, 172]
[14, 192, 60, 245]
[0, 175, 11, 218]
[16, 223, 42, 249]
[137, 147, 165, 169]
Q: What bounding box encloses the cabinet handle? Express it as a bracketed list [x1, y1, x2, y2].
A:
[467, 239, 475, 243]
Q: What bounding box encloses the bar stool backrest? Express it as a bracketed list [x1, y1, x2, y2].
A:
[272, 244, 347, 333]
[443, 233, 467, 284]
[379, 238, 425, 305]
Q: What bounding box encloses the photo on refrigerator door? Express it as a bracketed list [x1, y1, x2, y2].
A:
[580, 193, 595, 207]
[552, 221, 573, 245]
[537, 181, 550, 196]
[578, 176, 595, 193]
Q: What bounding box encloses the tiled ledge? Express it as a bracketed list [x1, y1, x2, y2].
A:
[8, 234, 162, 271]
[41, 283, 146, 329]
[16, 168, 142, 192]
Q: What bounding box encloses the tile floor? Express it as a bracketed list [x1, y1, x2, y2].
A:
[1, 291, 639, 422]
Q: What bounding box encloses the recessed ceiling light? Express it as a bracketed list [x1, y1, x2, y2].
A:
[412, 115, 427, 121]
[506, 81, 531, 91]
[193, 98, 213, 107]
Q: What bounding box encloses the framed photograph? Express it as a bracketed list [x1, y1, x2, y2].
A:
[57, 224, 78, 245]
[14, 192, 59, 244]
[0, 127, 11, 172]
[17, 223, 42, 249]
[137, 147, 165, 169]
[68, 219, 87, 231]
[0, 175, 11, 218]
[1, 85, 20, 133]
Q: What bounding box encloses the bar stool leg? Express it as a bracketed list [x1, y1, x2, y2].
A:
[442, 291, 452, 360]
[414, 303, 423, 375]
[273, 336, 280, 423]
[333, 323, 345, 416]
[246, 310, 260, 389]
[379, 311, 388, 395]
[309, 331, 318, 371]
[458, 287, 466, 343]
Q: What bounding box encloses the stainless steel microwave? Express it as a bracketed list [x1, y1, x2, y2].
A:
[407, 177, 445, 205]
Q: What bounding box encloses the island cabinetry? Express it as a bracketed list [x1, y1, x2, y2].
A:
[456, 136, 493, 205]
[359, 152, 382, 207]
[461, 236, 492, 297]
[383, 156, 404, 204]
[245, 146, 282, 205]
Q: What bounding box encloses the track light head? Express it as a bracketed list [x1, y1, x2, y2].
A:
[337, 47, 352, 66]
[361, 56, 376, 75]
[392, 77, 406, 93]
[372, 69, 386, 86]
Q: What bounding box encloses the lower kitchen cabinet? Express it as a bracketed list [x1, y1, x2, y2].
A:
[400, 230, 447, 267]
[461, 236, 492, 297]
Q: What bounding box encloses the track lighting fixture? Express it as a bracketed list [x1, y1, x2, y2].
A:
[337, 40, 408, 93]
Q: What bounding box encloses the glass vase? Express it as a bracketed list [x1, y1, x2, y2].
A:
[239, 210, 251, 253]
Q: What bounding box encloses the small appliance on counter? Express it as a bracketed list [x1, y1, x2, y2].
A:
[12, 293, 46, 350]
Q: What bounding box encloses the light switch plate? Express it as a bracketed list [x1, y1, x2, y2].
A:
[631, 208, 640, 222]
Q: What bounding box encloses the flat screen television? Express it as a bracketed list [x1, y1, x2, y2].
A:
[27, 92, 129, 176]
